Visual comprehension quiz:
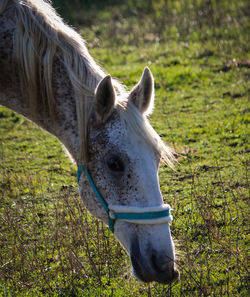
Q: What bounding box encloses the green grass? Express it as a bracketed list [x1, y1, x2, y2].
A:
[0, 1, 249, 296]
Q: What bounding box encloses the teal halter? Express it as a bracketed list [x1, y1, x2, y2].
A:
[77, 165, 172, 233]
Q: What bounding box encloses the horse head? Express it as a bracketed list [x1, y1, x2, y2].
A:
[78, 67, 179, 283]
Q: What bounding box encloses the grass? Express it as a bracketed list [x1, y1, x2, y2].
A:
[0, 0, 249, 296]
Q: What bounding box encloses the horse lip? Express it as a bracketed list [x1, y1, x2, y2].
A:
[131, 256, 179, 284]
[130, 237, 179, 283]
[131, 252, 153, 282]
[130, 238, 153, 282]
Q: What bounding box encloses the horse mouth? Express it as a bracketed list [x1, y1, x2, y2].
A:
[131, 254, 179, 284]
[130, 238, 179, 284]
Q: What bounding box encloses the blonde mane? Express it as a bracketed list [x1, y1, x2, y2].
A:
[1, 0, 174, 167]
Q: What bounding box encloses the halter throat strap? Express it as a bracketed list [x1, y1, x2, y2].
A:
[77, 165, 172, 233]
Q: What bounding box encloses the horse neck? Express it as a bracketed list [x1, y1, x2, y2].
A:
[0, 6, 80, 161]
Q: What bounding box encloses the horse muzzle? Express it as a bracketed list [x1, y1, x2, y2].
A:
[130, 237, 179, 284]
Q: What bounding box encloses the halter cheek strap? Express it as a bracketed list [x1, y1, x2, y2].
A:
[77, 165, 173, 233]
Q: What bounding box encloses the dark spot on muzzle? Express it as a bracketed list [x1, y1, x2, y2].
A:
[130, 237, 179, 284]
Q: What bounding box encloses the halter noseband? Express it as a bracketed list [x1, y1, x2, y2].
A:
[77, 165, 173, 233]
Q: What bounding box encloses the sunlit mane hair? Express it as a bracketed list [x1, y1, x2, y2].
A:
[2, 0, 174, 167]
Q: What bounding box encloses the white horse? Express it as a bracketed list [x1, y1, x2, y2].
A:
[0, 0, 178, 283]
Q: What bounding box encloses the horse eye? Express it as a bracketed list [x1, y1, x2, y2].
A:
[107, 155, 124, 172]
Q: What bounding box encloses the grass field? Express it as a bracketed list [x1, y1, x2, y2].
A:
[0, 0, 249, 296]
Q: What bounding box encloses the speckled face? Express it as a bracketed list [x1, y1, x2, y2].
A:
[88, 110, 162, 207]
[79, 109, 164, 217]
[78, 108, 178, 283]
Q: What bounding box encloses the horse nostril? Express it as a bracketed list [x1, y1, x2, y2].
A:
[151, 253, 165, 274]
[151, 252, 179, 282]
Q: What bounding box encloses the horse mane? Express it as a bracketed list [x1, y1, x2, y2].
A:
[1, 0, 174, 167]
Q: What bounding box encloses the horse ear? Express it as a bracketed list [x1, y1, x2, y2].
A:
[128, 67, 154, 115]
[95, 75, 115, 122]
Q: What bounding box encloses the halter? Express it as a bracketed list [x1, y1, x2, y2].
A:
[77, 165, 173, 233]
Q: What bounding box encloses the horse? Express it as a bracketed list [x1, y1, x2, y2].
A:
[0, 0, 179, 283]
